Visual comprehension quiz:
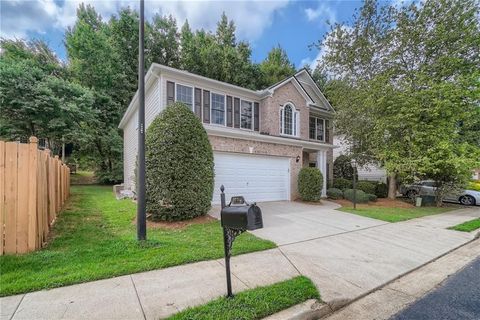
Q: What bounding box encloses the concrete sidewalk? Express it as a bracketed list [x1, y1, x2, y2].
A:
[1, 207, 479, 320]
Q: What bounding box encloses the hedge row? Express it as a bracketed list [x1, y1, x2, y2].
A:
[332, 179, 388, 198]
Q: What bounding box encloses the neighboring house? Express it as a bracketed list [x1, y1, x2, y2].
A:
[333, 135, 387, 183]
[473, 169, 480, 181]
[119, 64, 335, 203]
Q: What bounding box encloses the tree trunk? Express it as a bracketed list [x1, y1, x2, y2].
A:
[388, 173, 397, 199]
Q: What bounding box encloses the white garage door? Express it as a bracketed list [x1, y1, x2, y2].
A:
[212, 152, 290, 204]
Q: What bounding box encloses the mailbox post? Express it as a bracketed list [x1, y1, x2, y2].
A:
[220, 185, 263, 298]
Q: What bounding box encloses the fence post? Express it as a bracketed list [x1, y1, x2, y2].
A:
[27, 137, 38, 250]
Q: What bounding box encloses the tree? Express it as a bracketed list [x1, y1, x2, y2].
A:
[259, 45, 296, 87]
[145, 103, 214, 221]
[0, 39, 94, 155]
[66, 4, 126, 183]
[146, 14, 180, 68]
[318, 0, 480, 202]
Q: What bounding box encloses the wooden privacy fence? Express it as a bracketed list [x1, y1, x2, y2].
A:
[0, 137, 70, 255]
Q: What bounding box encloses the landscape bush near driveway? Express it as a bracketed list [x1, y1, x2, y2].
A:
[0, 186, 275, 296]
[298, 167, 323, 202]
[146, 102, 214, 221]
[167, 276, 320, 320]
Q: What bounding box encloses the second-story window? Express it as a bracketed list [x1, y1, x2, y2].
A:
[241, 100, 252, 129]
[211, 92, 225, 125]
[309, 116, 328, 142]
[176, 84, 193, 110]
[280, 103, 299, 137]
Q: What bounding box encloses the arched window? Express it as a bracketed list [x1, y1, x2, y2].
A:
[280, 103, 299, 136]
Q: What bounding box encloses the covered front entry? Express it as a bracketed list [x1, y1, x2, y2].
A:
[212, 152, 290, 204]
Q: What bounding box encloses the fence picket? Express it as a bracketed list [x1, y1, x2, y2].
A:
[0, 137, 70, 254]
[16, 144, 29, 253]
[0, 141, 5, 255]
[4, 142, 18, 254]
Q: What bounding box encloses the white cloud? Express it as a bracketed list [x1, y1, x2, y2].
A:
[304, 2, 336, 23]
[0, 0, 289, 42]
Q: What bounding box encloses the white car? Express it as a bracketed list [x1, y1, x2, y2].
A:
[400, 180, 480, 206]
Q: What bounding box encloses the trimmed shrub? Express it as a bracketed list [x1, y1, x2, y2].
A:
[145, 102, 214, 221]
[333, 155, 355, 180]
[298, 167, 324, 202]
[375, 182, 388, 198]
[332, 178, 352, 190]
[343, 189, 370, 203]
[356, 180, 377, 194]
[367, 193, 378, 202]
[327, 188, 343, 200]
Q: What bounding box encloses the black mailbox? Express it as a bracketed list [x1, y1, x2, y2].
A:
[219, 187, 264, 298]
[221, 196, 263, 231]
[220, 197, 263, 230]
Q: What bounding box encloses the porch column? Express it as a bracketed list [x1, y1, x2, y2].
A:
[316, 150, 327, 197]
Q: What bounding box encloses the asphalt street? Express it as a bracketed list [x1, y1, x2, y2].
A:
[391, 257, 480, 320]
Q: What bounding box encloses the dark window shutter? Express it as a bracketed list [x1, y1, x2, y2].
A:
[167, 81, 175, 105]
[226, 96, 233, 127]
[254, 102, 259, 131]
[194, 88, 202, 119]
[233, 97, 240, 128]
[203, 90, 210, 123]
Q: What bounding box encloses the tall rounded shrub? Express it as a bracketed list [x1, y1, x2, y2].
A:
[298, 167, 323, 201]
[145, 102, 214, 221]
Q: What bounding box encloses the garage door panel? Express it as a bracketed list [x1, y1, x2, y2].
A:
[212, 152, 290, 203]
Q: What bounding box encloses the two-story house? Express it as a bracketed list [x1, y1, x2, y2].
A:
[119, 64, 335, 203]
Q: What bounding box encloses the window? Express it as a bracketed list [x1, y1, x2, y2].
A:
[241, 100, 253, 129]
[176, 84, 193, 110]
[280, 103, 299, 136]
[309, 116, 326, 142]
[211, 93, 225, 125]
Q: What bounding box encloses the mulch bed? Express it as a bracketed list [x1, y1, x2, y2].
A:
[332, 198, 415, 208]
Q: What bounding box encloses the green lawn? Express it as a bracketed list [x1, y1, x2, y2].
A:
[167, 276, 320, 320]
[338, 206, 453, 222]
[448, 218, 480, 232]
[70, 170, 96, 184]
[0, 186, 275, 297]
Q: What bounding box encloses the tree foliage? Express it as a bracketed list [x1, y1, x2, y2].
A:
[1, 5, 298, 184]
[319, 0, 480, 203]
[259, 45, 296, 87]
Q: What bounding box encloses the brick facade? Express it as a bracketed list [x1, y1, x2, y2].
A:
[260, 81, 310, 140]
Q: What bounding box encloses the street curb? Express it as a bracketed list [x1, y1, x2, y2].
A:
[262, 299, 332, 320]
[264, 237, 479, 320]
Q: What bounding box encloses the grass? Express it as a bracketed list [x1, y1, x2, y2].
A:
[448, 218, 480, 232]
[0, 186, 275, 297]
[167, 276, 320, 320]
[338, 206, 453, 222]
[70, 170, 96, 185]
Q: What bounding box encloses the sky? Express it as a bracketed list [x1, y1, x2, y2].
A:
[0, 0, 368, 69]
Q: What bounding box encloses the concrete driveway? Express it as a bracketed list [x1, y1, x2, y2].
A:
[210, 200, 387, 245]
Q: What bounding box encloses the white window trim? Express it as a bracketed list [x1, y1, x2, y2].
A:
[309, 116, 326, 142]
[210, 91, 226, 126]
[280, 103, 299, 137]
[174, 82, 194, 111]
[240, 99, 254, 131]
